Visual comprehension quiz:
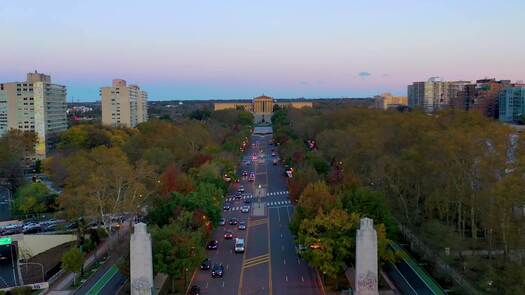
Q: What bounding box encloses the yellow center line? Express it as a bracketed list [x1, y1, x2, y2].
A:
[244, 253, 269, 263]
[244, 258, 270, 269]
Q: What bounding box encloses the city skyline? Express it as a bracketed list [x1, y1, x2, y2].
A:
[1, 0, 524, 101]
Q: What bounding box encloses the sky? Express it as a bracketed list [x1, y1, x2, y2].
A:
[0, 0, 524, 101]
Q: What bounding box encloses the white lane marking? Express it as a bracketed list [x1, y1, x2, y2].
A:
[222, 281, 225, 287]
[298, 258, 301, 264]
[281, 234, 283, 238]
[281, 245, 284, 251]
[206, 281, 209, 288]
[283, 259, 286, 265]
[226, 264, 229, 270]
[277, 208, 281, 222]
[285, 275, 288, 282]
[301, 276, 304, 282]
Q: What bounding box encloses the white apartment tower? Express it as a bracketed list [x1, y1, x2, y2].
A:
[408, 77, 470, 112]
[0, 71, 67, 159]
[101, 79, 148, 128]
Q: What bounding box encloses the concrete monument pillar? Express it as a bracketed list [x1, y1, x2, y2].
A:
[355, 218, 379, 295]
[130, 222, 154, 295]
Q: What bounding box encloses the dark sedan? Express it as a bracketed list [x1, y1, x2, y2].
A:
[211, 264, 224, 278]
[206, 240, 219, 250]
[200, 258, 211, 270]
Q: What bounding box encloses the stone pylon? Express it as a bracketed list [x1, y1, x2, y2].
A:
[130, 223, 154, 295]
[355, 218, 379, 295]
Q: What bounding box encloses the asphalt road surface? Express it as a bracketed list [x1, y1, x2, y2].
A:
[189, 132, 322, 295]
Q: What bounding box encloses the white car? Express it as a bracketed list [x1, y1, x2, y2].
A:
[241, 205, 250, 213]
[234, 238, 245, 253]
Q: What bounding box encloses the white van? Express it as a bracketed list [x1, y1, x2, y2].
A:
[234, 238, 245, 253]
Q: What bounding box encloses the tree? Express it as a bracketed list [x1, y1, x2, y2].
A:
[291, 181, 337, 234]
[339, 187, 396, 236]
[151, 221, 205, 292]
[59, 147, 155, 232]
[287, 165, 320, 203]
[159, 163, 194, 196]
[0, 130, 37, 189]
[297, 209, 359, 281]
[61, 247, 85, 285]
[14, 182, 53, 216]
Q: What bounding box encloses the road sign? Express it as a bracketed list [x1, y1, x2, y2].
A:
[0, 237, 11, 245]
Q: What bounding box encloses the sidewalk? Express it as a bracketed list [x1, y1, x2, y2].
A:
[45, 223, 130, 295]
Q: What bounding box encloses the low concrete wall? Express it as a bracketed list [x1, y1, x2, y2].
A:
[18, 234, 77, 258]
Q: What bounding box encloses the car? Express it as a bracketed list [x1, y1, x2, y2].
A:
[224, 230, 234, 239]
[241, 206, 250, 213]
[243, 199, 251, 204]
[238, 221, 246, 230]
[249, 173, 255, 182]
[273, 158, 278, 165]
[242, 171, 248, 177]
[234, 193, 243, 199]
[42, 224, 58, 232]
[218, 218, 225, 226]
[200, 258, 211, 270]
[229, 218, 238, 225]
[207, 240, 219, 250]
[234, 238, 245, 253]
[189, 285, 201, 295]
[223, 203, 231, 211]
[244, 160, 250, 166]
[23, 223, 41, 234]
[271, 151, 276, 157]
[238, 185, 245, 193]
[211, 264, 224, 278]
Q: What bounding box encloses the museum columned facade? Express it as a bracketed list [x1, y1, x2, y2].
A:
[214, 95, 312, 124]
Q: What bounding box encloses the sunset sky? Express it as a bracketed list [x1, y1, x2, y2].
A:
[1, 0, 524, 100]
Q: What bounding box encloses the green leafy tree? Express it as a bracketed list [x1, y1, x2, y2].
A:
[0, 130, 37, 189]
[151, 221, 205, 292]
[339, 187, 396, 236]
[61, 247, 85, 285]
[14, 182, 52, 216]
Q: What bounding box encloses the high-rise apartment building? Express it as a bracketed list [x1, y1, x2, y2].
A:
[101, 79, 148, 128]
[450, 79, 511, 119]
[408, 77, 470, 112]
[0, 71, 67, 159]
[372, 93, 408, 110]
[499, 86, 525, 123]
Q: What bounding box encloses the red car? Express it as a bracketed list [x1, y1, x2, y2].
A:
[224, 230, 234, 239]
